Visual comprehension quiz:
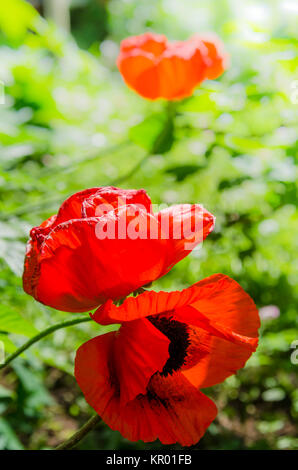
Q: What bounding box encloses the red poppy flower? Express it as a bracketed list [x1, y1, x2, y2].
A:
[23, 187, 214, 313]
[75, 274, 260, 445]
[117, 32, 228, 100]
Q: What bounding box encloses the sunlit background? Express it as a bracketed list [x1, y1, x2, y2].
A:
[0, 0, 297, 450]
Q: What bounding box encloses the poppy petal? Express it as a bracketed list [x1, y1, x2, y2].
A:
[186, 274, 260, 338]
[117, 51, 160, 100]
[157, 204, 215, 269]
[55, 187, 100, 225]
[158, 41, 207, 100]
[180, 274, 260, 388]
[92, 275, 259, 389]
[120, 32, 167, 57]
[182, 328, 258, 389]
[113, 318, 170, 405]
[121, 373, 217, 445]
[92, 272, 219, 326]
[198, 34, 228, 80]
[23, 215, 57, 297]
[92, 288, 194, 325]
[157, 54, 192, 100]
[75, 333, 217, 445]
[35, 208, 168, 312]
[81, 187, 152, 218]
[117, 33, 226, 100]
[174, 305, 258, 350]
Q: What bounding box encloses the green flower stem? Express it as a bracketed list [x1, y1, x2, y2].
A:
[0, 316, 92, 371]
[111, 102, 177, 185]
[166, 100, 177, 118]
[55, 414, 101, 450]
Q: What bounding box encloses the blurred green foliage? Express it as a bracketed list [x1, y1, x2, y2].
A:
[0, 0, 297, 450]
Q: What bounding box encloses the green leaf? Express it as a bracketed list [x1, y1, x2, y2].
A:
[165, 164, 205, 182]
[0, 0, 38, 42]
[0, 240, 26, 276]
[0, 385, 13, 399]
[224, 135, 264, 151]
[13, 362, 54, 411]
[0, 305, 38, 338]
[218, 176, 252, 190]
[0, 333, 16, 356]
[180, 92, 217, 112]
[0, 419, 24, 450]
[129, 113, 174, 154]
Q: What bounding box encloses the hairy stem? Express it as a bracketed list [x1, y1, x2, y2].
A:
[55, 414, 101, 450]
[0, 316, 92, 371]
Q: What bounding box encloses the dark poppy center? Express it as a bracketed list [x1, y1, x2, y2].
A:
[149, 315, 190, 377]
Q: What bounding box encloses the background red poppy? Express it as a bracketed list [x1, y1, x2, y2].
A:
[117, 32, 228, 100]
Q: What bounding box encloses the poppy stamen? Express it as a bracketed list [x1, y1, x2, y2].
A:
[149, 315, 191, 376]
